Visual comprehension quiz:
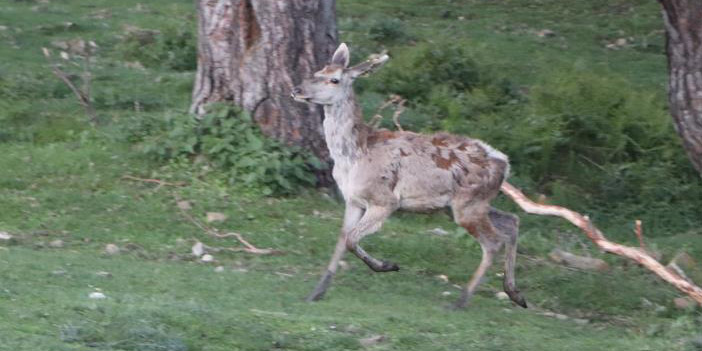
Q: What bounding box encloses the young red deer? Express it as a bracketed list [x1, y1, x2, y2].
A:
[292, 43, 526, 308]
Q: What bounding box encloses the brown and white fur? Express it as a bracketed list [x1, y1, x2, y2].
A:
[292, 43, 526, 308]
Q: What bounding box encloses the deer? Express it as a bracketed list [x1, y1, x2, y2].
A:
[291, 43, 526, 309]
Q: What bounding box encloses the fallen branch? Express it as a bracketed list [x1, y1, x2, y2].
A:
[500, 181, 702, 305]
[122, 174, 187, 190]
[173, 194, 281, 255]
[369, 94, 406, 130]
[42, 46, 97, 125]
[634, 219, 646, 250]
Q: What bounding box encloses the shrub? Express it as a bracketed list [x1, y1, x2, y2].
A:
[368, 17, 413, 44]
[116, 22, 196, 71]
[522, 71, 674, 186]
[375, 44, 484, 102]
[141, 104, 321, 195]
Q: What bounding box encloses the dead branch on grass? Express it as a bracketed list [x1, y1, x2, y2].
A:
[42, 46, 97, 124]
[500, 182, 702, 305]
[369, 94, 406, 131]
[121, 175, 187, 189]
[173, 194, 282, 255]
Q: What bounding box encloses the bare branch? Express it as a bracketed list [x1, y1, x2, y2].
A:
[42, 47, 97, 124]
[369, 94, 406, 131]
[500, 182, 702, 305]
[173, 194, 282, 255]
[121, 174, 187, 190]
[634, 219, 646, 250]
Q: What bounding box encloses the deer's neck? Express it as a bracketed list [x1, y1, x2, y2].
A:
[323, 92, 369, 167]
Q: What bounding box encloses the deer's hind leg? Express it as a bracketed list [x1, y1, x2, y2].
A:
[489, 207, 527, 308]
[451, 199, 505, 309]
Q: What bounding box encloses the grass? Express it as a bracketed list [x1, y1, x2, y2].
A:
[1, 0, 701, 350]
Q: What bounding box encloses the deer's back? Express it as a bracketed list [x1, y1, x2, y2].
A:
[343, 130, 508, 211]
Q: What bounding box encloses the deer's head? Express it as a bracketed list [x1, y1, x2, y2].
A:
[292, 43, 389, 105]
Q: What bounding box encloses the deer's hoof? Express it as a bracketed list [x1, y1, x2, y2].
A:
[379, 261, 400, 272]
[505, 289, 528, 308]
[447, 300, 469, 311]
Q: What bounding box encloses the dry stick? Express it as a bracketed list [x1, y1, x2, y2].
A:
[500, 182, 702, 305]
[392, 98, 406, 132]
[172, 194, 281, 255]
[634, 219, 646, 251]
[369, 94, 405, 130]
[42, 48, 97, 124]
[121, 175, 187, 189]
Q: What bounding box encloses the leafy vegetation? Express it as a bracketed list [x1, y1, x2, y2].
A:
[0, 0, 701, 350]
[138, 104, 321, 195]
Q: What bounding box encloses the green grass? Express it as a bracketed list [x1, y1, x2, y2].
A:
[1, 0, 701, 350]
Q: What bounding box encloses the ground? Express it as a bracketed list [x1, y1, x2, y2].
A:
[0, 0, 700, 350]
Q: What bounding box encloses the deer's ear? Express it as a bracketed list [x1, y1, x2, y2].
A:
[348, 53, 390, 78]
[331, 43, 350, 68]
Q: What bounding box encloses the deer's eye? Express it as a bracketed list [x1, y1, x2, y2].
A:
[329, 78, 340, 84]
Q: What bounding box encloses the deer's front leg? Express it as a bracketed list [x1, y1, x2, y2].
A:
[345, 206, 398, 272]
[306, 204, 364, 302]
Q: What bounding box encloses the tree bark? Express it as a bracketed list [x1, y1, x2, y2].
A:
[659, 0, 702, 176]
[191, 0, 337, 180]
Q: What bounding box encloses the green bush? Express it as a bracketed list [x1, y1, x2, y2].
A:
[371, 43, 522, 132]
[116, 22, 196, 71]
[140, 104, 321, 195]
[375, 44, 484, 101]
[368, 17, 413, 44]
[521, 71, 673, 184]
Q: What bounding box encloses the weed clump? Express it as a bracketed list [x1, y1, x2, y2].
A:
[116, 22, 196, 71]
[139, 104, 321, 195]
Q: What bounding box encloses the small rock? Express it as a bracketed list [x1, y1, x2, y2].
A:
[95, 271, 112, 278]
[0, 232, 12, 241]
[495, 291, 509, 300]
[436, 274, 449, 283]
[573, 318, 589, 325]
[124, 61, 145, 70]
[191, 241, 204, 257]
[615, 38, 627, 46]
[549, 249, 609, 271]
[537, 29, 555, 37]
[555, 313, 568, 320]
[0, 25, 8, 31]
[177, 200, 192, 211]
[673, 297, 695, 310]
[49, 239, 64, 248]
[429, 227, 449, 236]
[359, 335, 386, 348]
[344, 324, 362, 334]
[669, 251, 696, 269]
[200, 254, 214, 262]
[441, 291, 452, 296]
[214, 266, 225, 273]
[104, 244, 120, 255]
[88, 292, 106, 300]
[206, 212, 228, 223]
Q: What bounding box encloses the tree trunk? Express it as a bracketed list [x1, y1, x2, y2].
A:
[191, 0, 337, 181]
[659, 0, 702, 176]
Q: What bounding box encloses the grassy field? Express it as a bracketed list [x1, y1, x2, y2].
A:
[1, 0, 701, 350]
